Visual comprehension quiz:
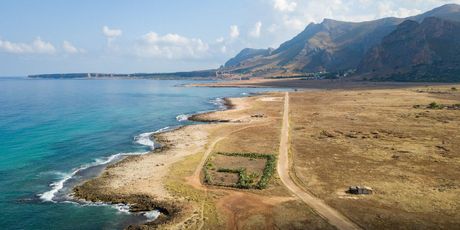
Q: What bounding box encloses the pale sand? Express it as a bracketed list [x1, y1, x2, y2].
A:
[100, 124, 210, 199]
[73, 94, 269, 223]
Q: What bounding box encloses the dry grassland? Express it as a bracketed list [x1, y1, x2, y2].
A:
[289, 85, 460, 229]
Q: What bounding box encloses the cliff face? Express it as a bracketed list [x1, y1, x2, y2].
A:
[358, 17, 460, 82]
[271, 18, 403, 72]
[223, 18, 403, 74]
[223, 4, 460, 82]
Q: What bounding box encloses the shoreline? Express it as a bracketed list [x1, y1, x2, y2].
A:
[189, 78, 456, 90]
[71, 94, 250, 228]
[188, 98, 235, 122]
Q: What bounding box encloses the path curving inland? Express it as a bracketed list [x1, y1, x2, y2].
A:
[278, 92, 361, 230]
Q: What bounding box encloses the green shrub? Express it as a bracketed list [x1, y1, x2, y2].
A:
[204, 168, 213, 184]
[428, 102, 445, 109]
[217, 168, 240, 173]
[206, 152, 278, 190]
[206, 162, 215, 170]
[257, 155, 276, 189]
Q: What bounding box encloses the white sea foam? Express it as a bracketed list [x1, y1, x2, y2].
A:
[37, 126, 178, 224]
[76, 200, 132, 215]
[41, 126, 174, 202]
[209, 97, 228, 110]
[134, 132, 155, 148]
[40, 172, 74, 202]
[176, 114, 190, 122]
[113, 203, 131, 214]
[39, 151, 147, 202]
[134, 126, 170, 149]
[144, 210, 161, 220]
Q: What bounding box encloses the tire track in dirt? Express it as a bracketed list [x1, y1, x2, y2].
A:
[277, 92, 361, 230]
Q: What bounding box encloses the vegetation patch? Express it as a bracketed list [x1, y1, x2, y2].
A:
[413, 102, 460, 110]
[204, 152, 276, 189]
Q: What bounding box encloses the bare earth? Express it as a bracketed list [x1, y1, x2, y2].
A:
[278, 92, 360, 230]
[75, 80, 460, 229]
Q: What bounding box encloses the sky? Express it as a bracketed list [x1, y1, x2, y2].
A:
[0, 0, 459, 76]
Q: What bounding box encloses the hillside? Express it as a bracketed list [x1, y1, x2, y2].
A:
[358, 17, 460, 82]
[223, 4, 460, 81]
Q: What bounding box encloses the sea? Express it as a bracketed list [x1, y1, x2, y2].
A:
[0, 77, 279, 229]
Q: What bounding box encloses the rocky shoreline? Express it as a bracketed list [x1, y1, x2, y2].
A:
[188, 98, 235, 122]
[71, 97, 239, 229]
[72, 130, 191, 229]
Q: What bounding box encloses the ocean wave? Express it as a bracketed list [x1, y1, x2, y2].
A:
[39, 151, 147, 202]
[176, 114, 190, 122]
[209, 97, 226, 110]
[133, 126, 170, 149]
[41, 125, 175, 202]
[39, 172, 74, 202]
[133, 132, 155, 148]
[144, 210, 161, 220]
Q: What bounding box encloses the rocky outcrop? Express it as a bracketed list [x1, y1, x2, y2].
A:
[358, 17, 460, 82]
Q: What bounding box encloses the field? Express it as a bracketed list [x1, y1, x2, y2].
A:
[289, 85, 460, 229]
[204, 152, 276, 189]
[164, 92, 334, 229]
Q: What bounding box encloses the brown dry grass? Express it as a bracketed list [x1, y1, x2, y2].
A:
[289, 84, 460, 229]
[164, 93, 334, 229]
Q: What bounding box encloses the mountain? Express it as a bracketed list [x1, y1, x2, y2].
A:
[223, 4, 460, 81]
[358, 17, 460, 82]
[223, 17, 403, 76]
[409, 3, 460, 22]
[225, 48, 273, 68]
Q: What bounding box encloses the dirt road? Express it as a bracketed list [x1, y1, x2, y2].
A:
[188, 121, 272, 230]
[278, 92, 361, 230]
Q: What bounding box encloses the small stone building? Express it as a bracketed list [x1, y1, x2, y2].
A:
[348, 186, 373, 195]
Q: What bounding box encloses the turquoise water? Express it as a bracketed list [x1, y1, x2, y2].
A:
[0, 78, 278, 229]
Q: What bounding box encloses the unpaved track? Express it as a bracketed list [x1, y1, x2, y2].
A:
[188, 121, 272, 230]
[278, 92, 361, 230]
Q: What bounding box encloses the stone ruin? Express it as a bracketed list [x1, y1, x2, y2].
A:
[348, 186, 373, 195]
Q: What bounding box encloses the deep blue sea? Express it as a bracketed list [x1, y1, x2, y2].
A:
[0, 78, 278, 229]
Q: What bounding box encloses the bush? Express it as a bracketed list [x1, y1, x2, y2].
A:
[257, 155, 276, 189]
[204, 152, 277, 189]
[204, 168, 213, 184]
[217, 168, 240, 173]
[428, 102, 445, 109]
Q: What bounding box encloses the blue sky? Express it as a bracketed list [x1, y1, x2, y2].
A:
[0, 0, 458, 76]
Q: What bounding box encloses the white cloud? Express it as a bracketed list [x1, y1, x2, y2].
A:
[0, 37, 56, 54]
[282, 16, 304, 30]
[216, 37, 225, 43]
[377, 2, 422, 18]
[249, 21, 263, 38]
[273, 0, 297, 12]
[62, 41, 84, 54]
[267, 24, 279, 33]
[135, 32, 209, 59]
[221, 45, 227, 53]
[265, 0, 456, 36]
[229, 25, 240, 39]
[102, 26, 122, 38]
